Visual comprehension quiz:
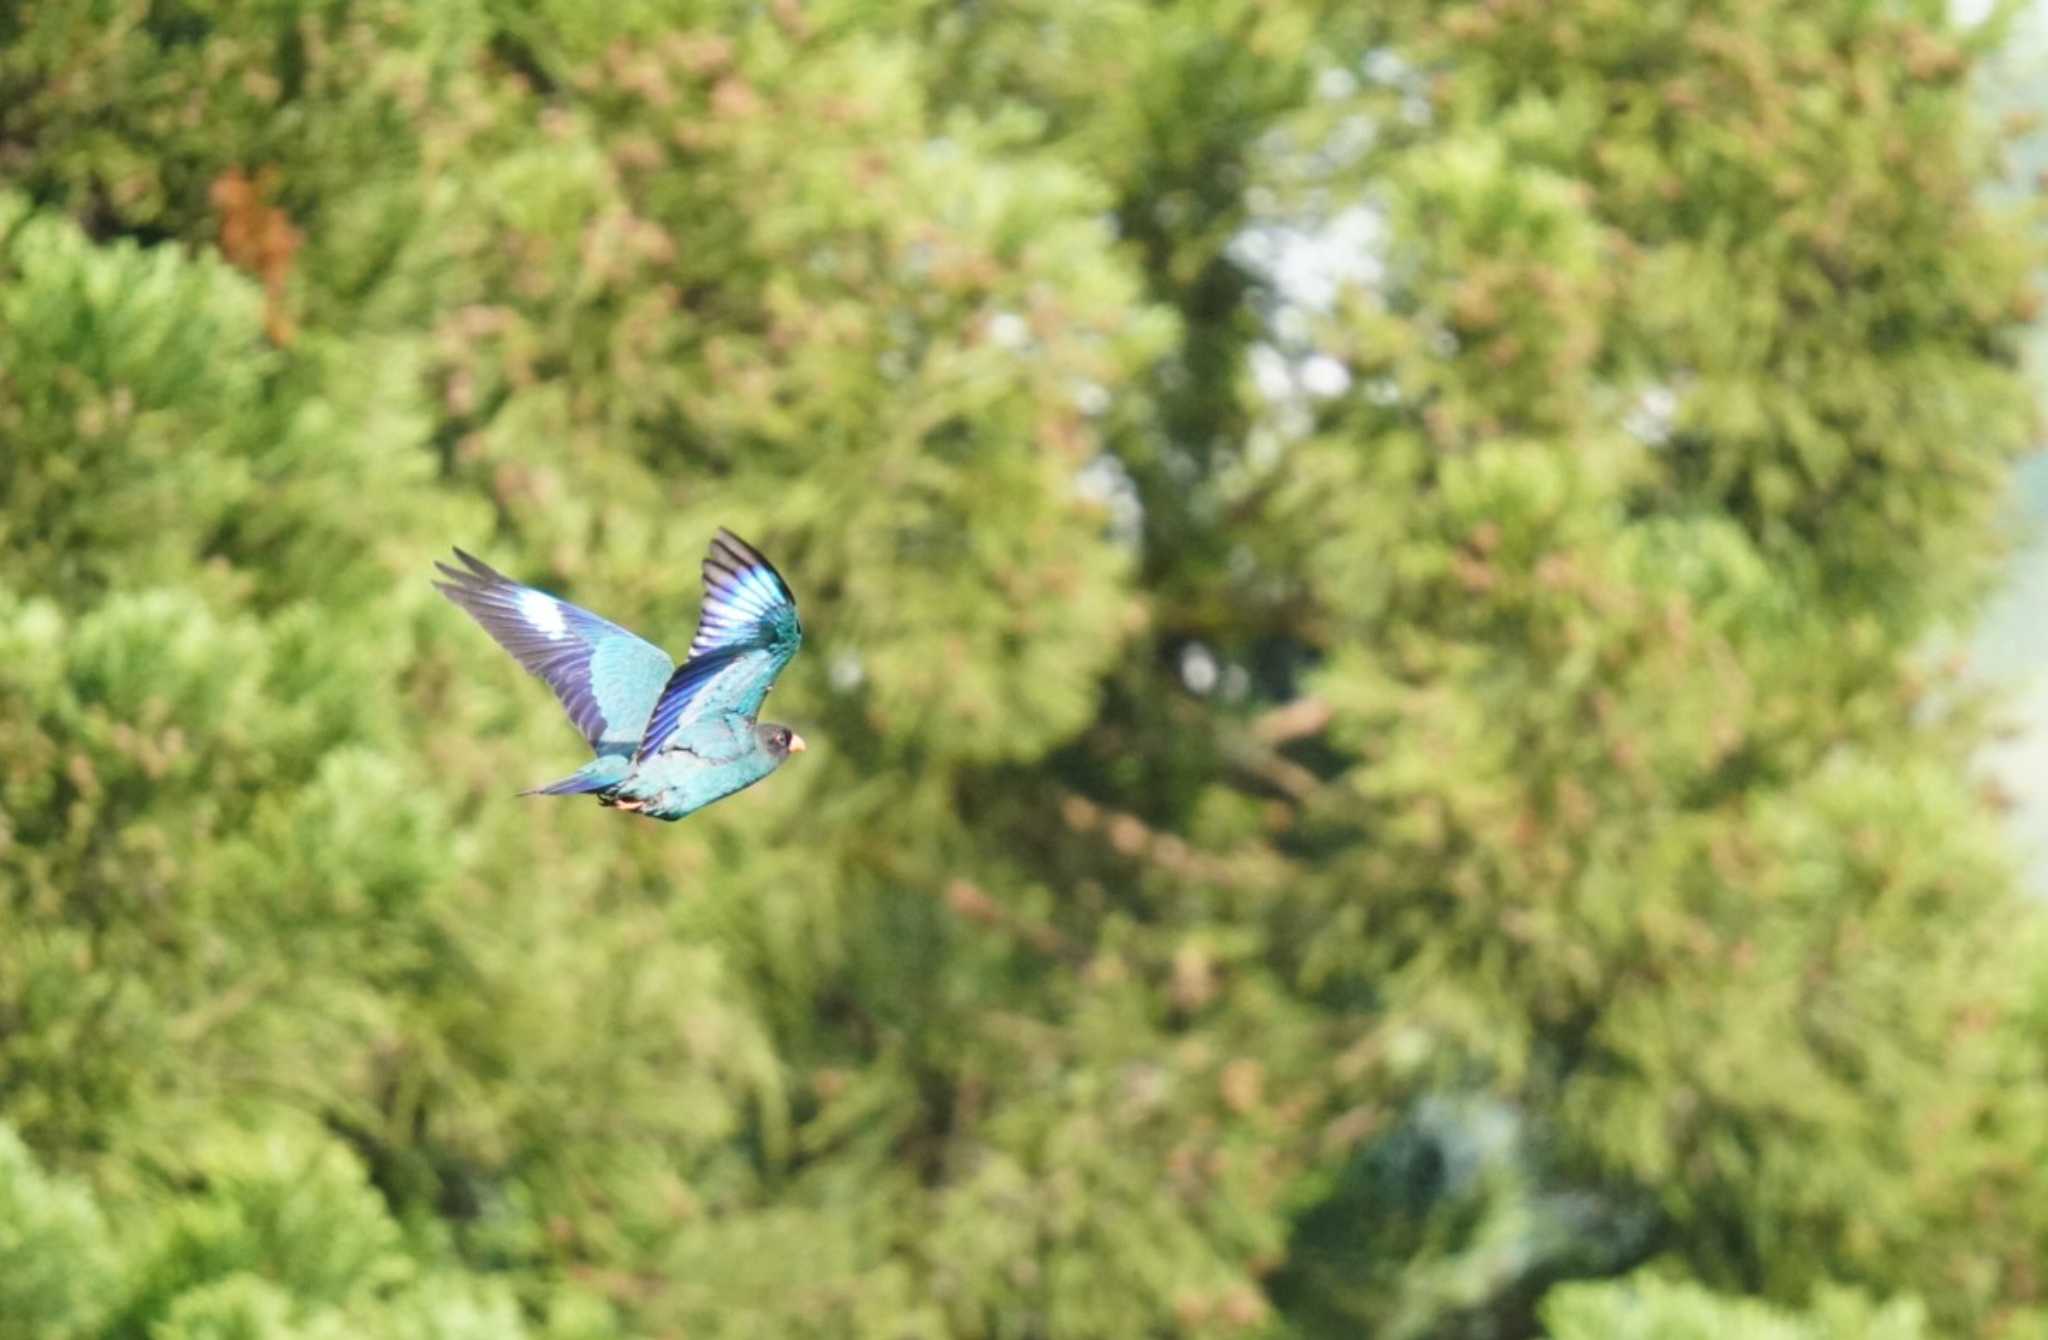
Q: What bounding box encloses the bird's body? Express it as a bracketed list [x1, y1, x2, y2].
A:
[434, 529, 806, 822]
[606, 715, 788, 820]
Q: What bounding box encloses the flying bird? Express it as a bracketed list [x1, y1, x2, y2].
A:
[434, 528, 806, 822]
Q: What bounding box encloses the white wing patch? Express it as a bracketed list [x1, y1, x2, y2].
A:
[518, 587, 569, 639]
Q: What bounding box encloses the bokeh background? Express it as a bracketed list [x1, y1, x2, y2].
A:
[5, 1, 2048, 1337]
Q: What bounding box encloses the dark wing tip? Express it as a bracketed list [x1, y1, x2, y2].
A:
[436, 549, 528, 603]
[435, 548, 479, 581]
[704, 527, 795, 606]
[708, 528, 766, 571]
[450, 547, 509, 584]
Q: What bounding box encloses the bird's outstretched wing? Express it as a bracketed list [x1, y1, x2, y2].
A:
[635, 529, 803, 762]
[434, 549, 675, 753]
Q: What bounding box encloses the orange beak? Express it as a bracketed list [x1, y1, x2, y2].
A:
[788, 732, 808, 753]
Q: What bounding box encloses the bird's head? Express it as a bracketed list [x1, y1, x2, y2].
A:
[757, 722, 808, 762]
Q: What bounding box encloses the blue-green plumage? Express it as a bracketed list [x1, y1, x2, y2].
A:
[434, 529, 807, 822]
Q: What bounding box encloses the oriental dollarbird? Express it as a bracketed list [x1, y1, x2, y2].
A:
[434, 529, 806, 821]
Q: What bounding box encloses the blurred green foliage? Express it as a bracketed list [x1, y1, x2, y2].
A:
[1, 0, 2044, 1336]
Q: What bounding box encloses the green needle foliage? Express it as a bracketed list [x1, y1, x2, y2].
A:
[1, 1, 2043, 1336]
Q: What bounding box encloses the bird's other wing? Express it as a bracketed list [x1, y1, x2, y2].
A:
[686, 528, 804, 665]
[434, 548, 675, 753]
[635, 528, 803, 762]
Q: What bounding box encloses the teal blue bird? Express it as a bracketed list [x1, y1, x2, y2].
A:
[434, 528, 806, 821]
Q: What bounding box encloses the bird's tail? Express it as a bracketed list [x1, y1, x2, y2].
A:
[521, 754, 629, 797]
